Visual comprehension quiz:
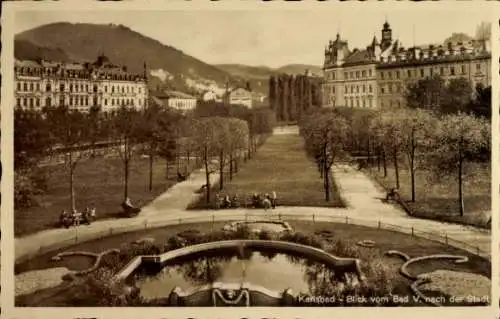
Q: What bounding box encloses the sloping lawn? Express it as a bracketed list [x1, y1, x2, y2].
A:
[366, 162, 490, 229]
[189, 134, 344, 209]
[15, 156, 198, 237]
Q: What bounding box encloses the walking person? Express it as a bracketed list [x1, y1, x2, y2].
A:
[271, 191, 277, 209]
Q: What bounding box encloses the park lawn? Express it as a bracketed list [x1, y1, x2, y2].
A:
[15, 155, 198, 237]
[190, 134, 344, 209]
[366, 162, 490, 229]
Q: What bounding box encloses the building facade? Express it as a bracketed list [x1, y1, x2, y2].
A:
[152, 90, 197, 112]
[223, 87, 253, 108]
[322, 21, 491, 109]
[14, 58, 148, 113]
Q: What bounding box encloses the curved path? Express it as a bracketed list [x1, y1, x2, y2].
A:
[15, 127, 490, 262]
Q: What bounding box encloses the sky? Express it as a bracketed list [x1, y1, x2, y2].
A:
[13, 8, 492, 68]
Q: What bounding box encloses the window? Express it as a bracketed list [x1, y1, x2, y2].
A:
[86, 84, 89, 92]
[430, 68, 433, 76]
[112, 98, 115, 105]
[356, 86, 359, 93]
[476, 63, 481, 72]
[24, 83, 28, 91]
[69, 97, 73, 106]
[93, 97, 98, 106]
[16, 98, 20, 107]
[380, 86, 385, 94]
[344, 72, 348, 79]
[46, 84, 51, 92]
[462, 65, 466, 74]
[36, 83, 40, 91]
[369, 69, 372, 77]
[36, 98, 40, 107]
[60, 84, 65, 92]
[369, 98, 373, 108]
[94, 85, 98, 93]
[105, 99, 108, 106]
[450, 66, 455, 76]
[332, 72, 336, 80]
[363, 85, 366, 93]
[85, 97, 89, 106]
[17, 83, 21, 91]
[396, 71, 400, 79]
[388, 84, 392, 93]
[29, 83, 34, 91]
[388, 72, 392, 79]
[356, 71, 360, 78]
[420, 69, 424, 77]
[369, 84, 372, 93]
[381, 72, 384, 79]
[105, 86, 108, 93]
[362, 99, 366, 108]
[356, 99, 359, 107]
[70, 84, 73, 92]
[407, 70, 411, 78]
[345, 85, 348, 93]
[112, 86, 115, 93]
[440, 67, 444, 76]
[60, 97, 65, 106]
[29, 98, 33, 108]
[362, 70, 366, 77]
[46, 97, 51, 107]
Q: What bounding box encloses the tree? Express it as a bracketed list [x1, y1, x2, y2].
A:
[475, 21, 491, 42]
[111, 105, 142, 201]
[43, 105, 92, 211]
[301, 110, 349, 201]
[431, 113, 490, 216]
[227, 118, 249, 180]
[398, 108, 438, 202]
[469, 84, 491, 119]
[441, 78, 473, 114]
[136, 104, 162, 191]
[191, 118, 220, 203]
[14, 108, 51, 170]
[214, 118, 231, 190]
[406, 75, 446, 111]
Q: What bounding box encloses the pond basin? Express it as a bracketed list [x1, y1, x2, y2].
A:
[128, 245, 358, 302]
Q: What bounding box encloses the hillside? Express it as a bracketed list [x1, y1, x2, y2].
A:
[15, 22, 236, 93]
[15, 39, 72, 62]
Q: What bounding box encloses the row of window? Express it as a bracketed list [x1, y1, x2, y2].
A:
[16, 81, 144, 94]
[326, 69, 374, 81]
[380, 63, 483, 80]
[379, 83, 402, 94]
[17, 96, 145, 108]
[345, 97, 375, 108]
[326, 84, 375, 95]
[326, 63, 485, 82]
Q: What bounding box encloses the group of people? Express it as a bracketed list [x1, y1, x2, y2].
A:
[213, 191, 277, 210]
[252, 192, 277, 210]
[59, 206, 96, 228]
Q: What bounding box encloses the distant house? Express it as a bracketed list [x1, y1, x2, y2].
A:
[201, 91, 217, 101]
[223, 87, 252, 108]
[152, 90, 197, 112]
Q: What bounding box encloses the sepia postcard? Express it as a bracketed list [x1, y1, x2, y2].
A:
[1, 1, 498, 319]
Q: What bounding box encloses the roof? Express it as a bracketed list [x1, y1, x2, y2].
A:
[15, 60, 42, 68]
[344, 49, 375, 65]
[153, 90, 196, 100]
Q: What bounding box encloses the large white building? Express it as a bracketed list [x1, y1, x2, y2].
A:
[223, 87, 253, 108]
[322, 21, 491, 109]
[152, 90, 197, 112]
[14, 57, 148, 113]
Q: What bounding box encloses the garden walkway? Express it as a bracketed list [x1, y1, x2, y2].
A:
[15, 127, 490, 262]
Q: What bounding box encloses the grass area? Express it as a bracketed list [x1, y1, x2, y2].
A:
[189, 134, 344, 209]
[15, 155, 199, 237]
[16, 220, 489, 307]
[365, 162, 491, 229]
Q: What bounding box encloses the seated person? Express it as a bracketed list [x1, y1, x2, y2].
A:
[386, 188, 399, 200]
